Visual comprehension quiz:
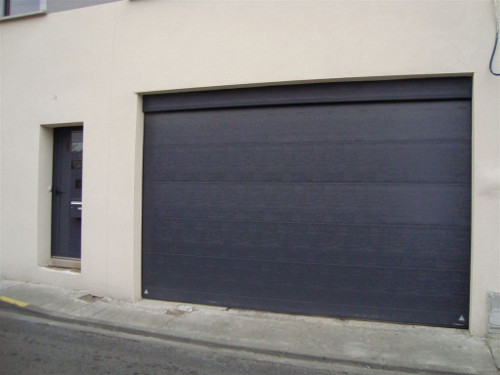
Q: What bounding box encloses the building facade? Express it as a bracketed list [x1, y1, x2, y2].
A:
[1, 0, 499, 337]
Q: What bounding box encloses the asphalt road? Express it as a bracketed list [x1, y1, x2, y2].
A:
[0, 303, 391, 375]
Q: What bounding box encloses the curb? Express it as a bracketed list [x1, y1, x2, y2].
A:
[488, 339, 500, 371]
[0, 300, 482, 375]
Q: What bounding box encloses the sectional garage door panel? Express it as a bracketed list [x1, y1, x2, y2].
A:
[142, 78, 471, 328]
[142, 255, 469, 326]
[143, 101, 471, 145]
[143, 182, 469, 226]
[144, 141, 470, 185]
[144, 102, 471, 184]
[143, 221, 469, 270]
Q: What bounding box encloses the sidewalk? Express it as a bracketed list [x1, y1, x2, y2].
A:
[0, 279, 498, 375]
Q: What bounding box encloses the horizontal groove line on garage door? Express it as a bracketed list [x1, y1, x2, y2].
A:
[146, 181, 470, 186]
[145, 139, 471, 147]
[150, 286, 468, 314]
[143, 216, 470, 229]
[141, 252, 469, 273]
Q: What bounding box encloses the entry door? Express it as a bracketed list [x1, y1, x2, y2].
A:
[51, 127, 83, 259]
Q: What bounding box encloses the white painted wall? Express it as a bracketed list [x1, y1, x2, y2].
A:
[0, 0, 499, 336]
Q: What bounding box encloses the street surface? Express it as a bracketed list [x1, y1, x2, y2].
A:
[0, 303, 393, 375]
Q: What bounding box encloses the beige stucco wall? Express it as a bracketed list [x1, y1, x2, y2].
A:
[1, 0, 499, 336]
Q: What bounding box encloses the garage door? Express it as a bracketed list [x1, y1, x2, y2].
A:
[142, 78, 471, 328]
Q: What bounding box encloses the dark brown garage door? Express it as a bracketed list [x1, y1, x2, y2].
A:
[142, 78, 471, 328]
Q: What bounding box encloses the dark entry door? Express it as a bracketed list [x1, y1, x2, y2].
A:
[142, 78, 471, 328]
[51, 127, 83, 259]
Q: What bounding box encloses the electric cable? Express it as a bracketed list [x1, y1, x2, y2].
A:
[490, 0, 500, 75]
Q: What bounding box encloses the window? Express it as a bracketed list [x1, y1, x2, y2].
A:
[1, 0, 46, 18]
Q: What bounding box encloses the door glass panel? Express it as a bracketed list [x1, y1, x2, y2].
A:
[9, 0, 40, 16]
[70, 130, 83, 152]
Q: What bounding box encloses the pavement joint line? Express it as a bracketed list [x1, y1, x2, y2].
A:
[488, 340, 500, 371]
[0, 301, 484, 375]
[0, 296, 29, 307]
